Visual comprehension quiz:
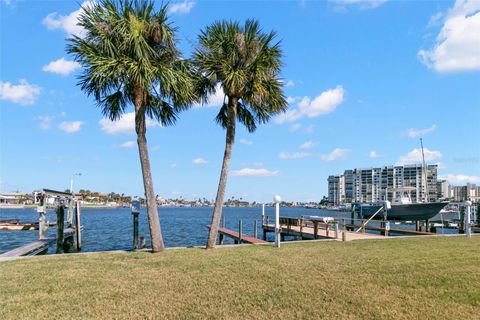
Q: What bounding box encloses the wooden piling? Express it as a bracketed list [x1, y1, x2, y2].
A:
[37, 195, 47, 240]
[334, 222, 338, 240]
[313, 221, 319, 239]
[254, 220, 258, 239]
[238, 220, 243, 244]
[140, 236, 146, 249]
[361, 219, 366, 234]
[132, 211, 139, 251]
[74, 201, 81, 251]
[459, 207, 465, 234]
[56, 205, 65, 254]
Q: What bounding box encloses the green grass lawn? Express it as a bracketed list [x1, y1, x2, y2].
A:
[1, 236, 479, 319]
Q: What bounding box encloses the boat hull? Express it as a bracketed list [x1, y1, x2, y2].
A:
[357, 202, 448, 221]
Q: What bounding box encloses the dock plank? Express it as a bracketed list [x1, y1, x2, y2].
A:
[208, 225, 267, 244]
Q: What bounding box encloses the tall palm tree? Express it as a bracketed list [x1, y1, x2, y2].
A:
[67, 0, 196, 252]
[194, 20, 287, 249]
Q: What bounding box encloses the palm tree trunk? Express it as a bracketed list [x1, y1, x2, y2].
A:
[206, 97, 237, 249]
[134, 86, 165, 253]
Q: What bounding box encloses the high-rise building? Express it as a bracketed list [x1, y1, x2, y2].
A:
[327, 164, 438, 204]
[436, 180, 449, 200]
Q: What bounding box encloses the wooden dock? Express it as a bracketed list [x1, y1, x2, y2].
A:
[263, 224, 385, 241]
[0, 228, 75, 259]
[217, 226, 267, 244]
[0, 238, 56, 258]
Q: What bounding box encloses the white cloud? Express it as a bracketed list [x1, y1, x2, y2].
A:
[396, 148, 443, 165]
[330, 0, 387, 9]
[440, 174, 480, 185]
[279, 151, 311, 159]
[42, 58, 81, 76]
[239, 138, 253, 145]
[285, 80, 295, 87]
[369, 150, 379, 158]
[418, 0, 480, 72]
[195, 83, 225, 108]
[193, 158, 207, 164]
[36, 115, 54, 130]
[0, 80, 41, 105]
[58, 120, 83, 133]
[119, 141, 135, 148]
[99, 112, 160, 135]
[299, 140, 316, 149]
[404, 124, 437, 138]
[289, 123, 302, 132]
[168, 1, 195, 15]
[42, 1, 94, 37]
[2, 0, 13, 6]
[320, 148, 349, 162]
[231, 168, 280, 177]
[275, 85, 345, 124]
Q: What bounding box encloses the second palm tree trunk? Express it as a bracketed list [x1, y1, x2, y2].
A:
[135, 88, 165, 253]
[207, 98, 237, 249]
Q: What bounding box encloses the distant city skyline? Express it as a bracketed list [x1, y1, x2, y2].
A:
[1, 0, 479, 202]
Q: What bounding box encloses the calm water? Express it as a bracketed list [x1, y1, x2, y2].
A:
[0, 206, 456, 254]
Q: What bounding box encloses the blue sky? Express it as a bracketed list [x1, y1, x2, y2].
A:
[1, 0, 479, 202]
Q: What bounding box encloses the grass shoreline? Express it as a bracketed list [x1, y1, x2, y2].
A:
[1, 236, 479, 319]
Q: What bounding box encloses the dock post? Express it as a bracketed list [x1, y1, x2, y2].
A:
[254, 220, 258, 239]
[262, 204, 265, 225]
[342, 218, 347, 241]
[361, 219, 366, 234]
[132, 211, 139, 251]
[74, 201, 82, 251]
[219, 216, 225, 245]
[37, 195, 47, 240]
[334, 222, 338, 240]
[350, 205, 355, 231]
[425, 219, 430, 233]
[56, 205, 65, 254]
[313, 221, 319, 239]
[140, 236, 146, 249]
[465, 201, 472, 238]
[238, 220, 243, 244]
[274, 195, 281, 248]
[326, 223, 330, 238]
[459, 206, 465, 234]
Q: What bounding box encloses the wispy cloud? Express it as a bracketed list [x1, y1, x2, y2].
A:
[320, 148, 349, 162]
[329, 0, 388, 10]
[239, 138, 253, 145]
[36, 115, 54, 130]
[42, 58, 81, 76]
[404, 124, 437, 138]
[231, 168, 280, 177]
[193, 158, 207, 164]
[299, 140, 316, 149]
[168, 1, 195, 14]
[119, 141, 135, 148]
[279, 151, 311, 159]
[0, 79, 41, 105]
[58, 120, 83, 133]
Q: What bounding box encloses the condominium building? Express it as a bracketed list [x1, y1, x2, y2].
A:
[327, 164, 438, 204]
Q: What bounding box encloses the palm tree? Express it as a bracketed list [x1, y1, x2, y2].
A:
[194, 20, 287, 249]
[68, 0, 196, 252]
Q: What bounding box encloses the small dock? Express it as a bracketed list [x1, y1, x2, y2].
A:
[217, 226, 267, 244]
[0, 227, 75, 259]
[262, 223, 384, 241]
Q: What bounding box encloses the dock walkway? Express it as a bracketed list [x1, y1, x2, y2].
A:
[263, 223, 385, 241]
